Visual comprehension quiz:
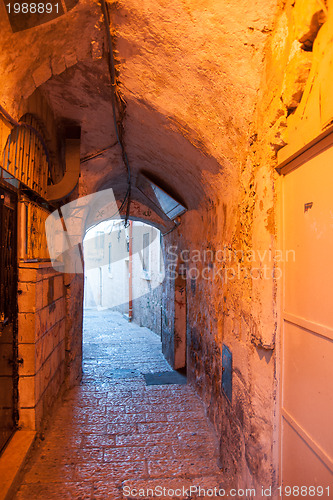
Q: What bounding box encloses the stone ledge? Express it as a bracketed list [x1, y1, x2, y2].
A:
[0, 430, 36, 500]
[18, 260, 53, 269]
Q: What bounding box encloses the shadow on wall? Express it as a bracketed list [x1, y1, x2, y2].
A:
[87, 96, 226, 210]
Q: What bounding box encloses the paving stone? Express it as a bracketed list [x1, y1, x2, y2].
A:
[137, 421, 209, 435]
[21, 463, 76, 484]
[105, 423, 137, 435]
[106, 413, 148, 424]
[103, 446, 147, 462]
[147, 458, 222, 479]
[74, 460, 146, 484]
[121, 477, 228, 500]
[81, 434, 116, 448]
[115, 432, 176, 447]
[80, 424, 109, 434]
[91, 481, 123, 500]
[15, 481, 93, 499]
[13, 311, 221, 500]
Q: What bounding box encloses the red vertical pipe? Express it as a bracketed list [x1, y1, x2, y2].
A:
[128, 220, 133, 321]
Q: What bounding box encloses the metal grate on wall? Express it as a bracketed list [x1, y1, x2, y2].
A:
[2, 115, 49, 198]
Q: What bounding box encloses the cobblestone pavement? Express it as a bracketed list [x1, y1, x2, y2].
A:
[14, 310, 225, 500]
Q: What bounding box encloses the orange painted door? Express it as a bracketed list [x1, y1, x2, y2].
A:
[281, 143, 333, 494]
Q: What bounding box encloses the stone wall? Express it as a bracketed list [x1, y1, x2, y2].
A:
[161, 0, 333, 492]
[159, 128, 278, 492]
[132, 289, 163, 336]
[0, 89, 84, 432]
[64, 273, 84, 389]
[132, 223, 163, 336]
[18, 263, 66, 430]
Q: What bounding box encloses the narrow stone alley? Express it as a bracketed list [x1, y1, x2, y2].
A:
[13, 311, 225, 500]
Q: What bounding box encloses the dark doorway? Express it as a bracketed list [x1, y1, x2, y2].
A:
[0, 186, 18, 453]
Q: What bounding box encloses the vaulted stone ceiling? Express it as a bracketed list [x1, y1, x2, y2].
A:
[0, 0, 279, 214]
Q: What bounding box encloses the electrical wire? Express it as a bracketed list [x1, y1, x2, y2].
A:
[100, 0, 132, 226]
[80, 141, 118, 164]
[162, 220, 180, 237]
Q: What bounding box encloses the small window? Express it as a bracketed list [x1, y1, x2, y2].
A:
[142, 232, 150, 272]
[108, 243, 112, 273]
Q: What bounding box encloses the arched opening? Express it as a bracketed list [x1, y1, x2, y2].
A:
[82, 216, 187, 388]
[84, 219, 163, 327]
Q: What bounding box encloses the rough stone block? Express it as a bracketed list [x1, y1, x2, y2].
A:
[35, 341, 65, 404]
[18, 267, 38, 283]
[54, 297, 66, 324]
[64, 52, 77, 69]
[319, 44, 333, 127]
[18, 408, 36, 430]
[51, 57, 66, 76]
[32, 65, 52, 88]
[54, 275, 64, 302]
[21, 285, 42, 313]
[281, 45, 312, 110]
[19, 376, 35, 408]
[18, 344, 36, 377]
[91, 40, 103, 60]
[42, 278, 50, 309]
[35, 334, 53, 374]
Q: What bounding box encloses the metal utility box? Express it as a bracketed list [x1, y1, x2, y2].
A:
[222, 344, 232, 403]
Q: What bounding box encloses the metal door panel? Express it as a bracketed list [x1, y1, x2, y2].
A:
[283, 321, 333, 456]
[282, 417, 333, 488]
[283, 146, 333, 327]
[0, 187, 18, 453]
[281, 142, 333, 493]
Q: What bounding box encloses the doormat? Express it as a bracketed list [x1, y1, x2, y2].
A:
[144, 370, 187, 386]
